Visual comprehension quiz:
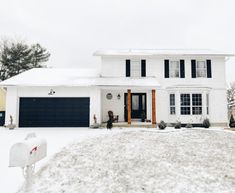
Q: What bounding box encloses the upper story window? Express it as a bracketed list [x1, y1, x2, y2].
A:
[165, 59, 185, 78]
[131, 60, 141, 77]
[126, 59, 146, 77]
[196, 61, 207, 78]
[169, 61, 180, 78]
[191, 59, 212, 78]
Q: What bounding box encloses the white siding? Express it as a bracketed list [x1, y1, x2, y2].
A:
[100, 56, 228, 125]
[5, 86, 101, 127]
[4, 54, 229, 127]
[101, 89, 152, 123]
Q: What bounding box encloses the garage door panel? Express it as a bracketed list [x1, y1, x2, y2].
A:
[19, 97, 90, 127]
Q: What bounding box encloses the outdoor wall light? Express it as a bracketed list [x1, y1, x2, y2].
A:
[48, 89, 55, 95]
[117, 94, 121, 100]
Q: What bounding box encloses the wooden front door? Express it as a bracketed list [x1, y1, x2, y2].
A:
[124, 93, 146, 121]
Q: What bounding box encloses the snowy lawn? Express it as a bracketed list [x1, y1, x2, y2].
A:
[16, 128, 235, 193]
[0, 127, 123, 193]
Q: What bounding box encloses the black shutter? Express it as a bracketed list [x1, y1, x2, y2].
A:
[164, 59, 169, 78]
[126, 59, 130, 77]
[180, 60, 185, 78]
[141, 60, 146, 77]
[191, 60, 196, 78]
[206, 60, 212, 78]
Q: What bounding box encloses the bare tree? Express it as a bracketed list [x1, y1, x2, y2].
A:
[227, 82, 235, 120]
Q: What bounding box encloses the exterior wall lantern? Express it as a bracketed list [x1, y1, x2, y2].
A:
[48, 89, 55, 95]
[117, 94, 121, 100]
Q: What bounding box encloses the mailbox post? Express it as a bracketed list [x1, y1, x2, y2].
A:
[9, 133, 47, 188]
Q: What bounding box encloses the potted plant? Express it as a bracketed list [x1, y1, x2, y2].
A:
[185, 123, 193, 128]
[202, 118, 210, 128]
[141, 111, 146, 122]
[107, 111, 113, 130]
[174, 121, 181, 129]
[158, 120, 167, 130]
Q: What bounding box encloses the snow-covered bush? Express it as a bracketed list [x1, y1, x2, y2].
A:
[174, 121, 181, 129]
[158, 121, 167, 130]
[185, 123, 193, 128]
[202, 118, 210, 128]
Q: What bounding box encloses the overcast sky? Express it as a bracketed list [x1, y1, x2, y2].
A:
[0, 0, 234, 83]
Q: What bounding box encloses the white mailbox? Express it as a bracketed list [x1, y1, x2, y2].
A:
[9, 138, 47, 168]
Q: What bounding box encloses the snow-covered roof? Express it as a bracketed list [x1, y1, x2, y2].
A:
[0, 68, 160, 87]
[94, 49, 235, 57]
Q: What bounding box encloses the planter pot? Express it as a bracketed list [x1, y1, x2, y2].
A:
[229, 122, 235, 128]
[91, 123, 100, 129]
[7, 124, 16, 130]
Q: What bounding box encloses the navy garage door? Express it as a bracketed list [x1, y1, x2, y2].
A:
[19, 97, 90, 127]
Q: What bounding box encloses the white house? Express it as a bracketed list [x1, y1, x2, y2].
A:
[0, 49, 233, 128]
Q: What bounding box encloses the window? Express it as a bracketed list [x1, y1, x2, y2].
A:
[131, 61, 141, 77]
[192, 94, 202, 115]
[206, 93, 209, 115]
[196, 61, 207, 78]
[132, 95, 139, 110]
[169, 60, 180, 78]
[180, 93, 203, 115]
[169, 94, 176, 115]
[180, 94, 191, 115]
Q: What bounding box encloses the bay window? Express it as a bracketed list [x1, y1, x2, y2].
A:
[169, 94, 176, 115]
[180, 93, 203, 115]
[192, 94, 202, 115]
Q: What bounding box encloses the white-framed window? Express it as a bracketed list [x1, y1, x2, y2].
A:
[180, 94, 191, 115]
[131, 60, 141, 77]
[180, 93, 203, 115]
[169, 94, 176, 115]
[196, 61, 207, 78]
[206, 93, 209, 115]
[192, 94, 202, 115]
[169, 60, 180, 78]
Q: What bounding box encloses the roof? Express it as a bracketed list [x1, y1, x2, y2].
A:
[0, 68, 160, 87]
[94, 49, 235, 57]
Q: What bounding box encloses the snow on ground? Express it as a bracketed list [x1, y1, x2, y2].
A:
[0, 127, 123, 193]
[16, 128, 235, 193]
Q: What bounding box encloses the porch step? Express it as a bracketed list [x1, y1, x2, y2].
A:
[101, 122, 156, 128]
